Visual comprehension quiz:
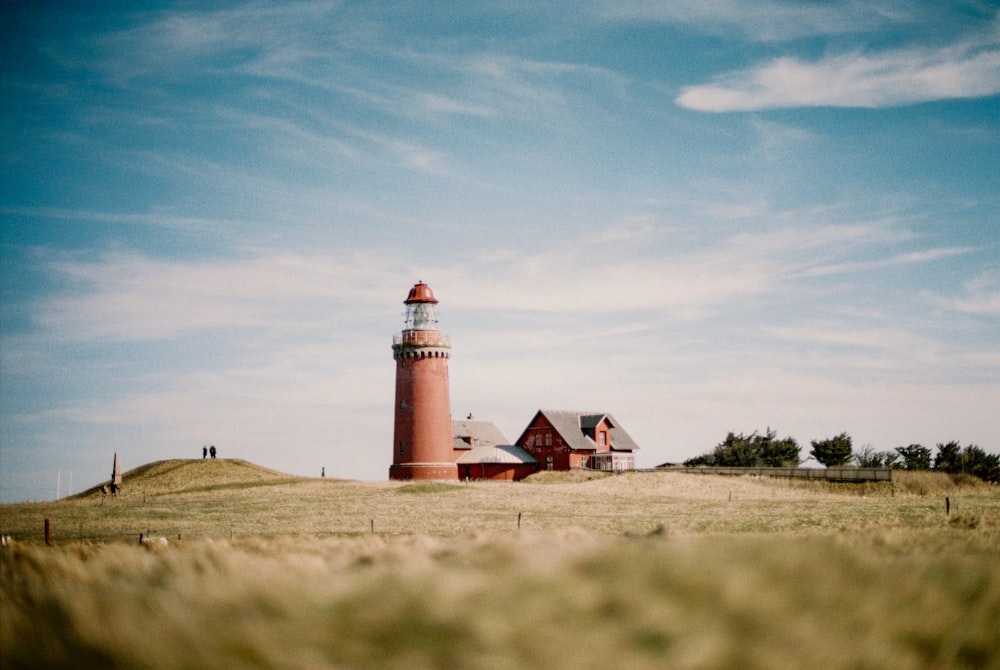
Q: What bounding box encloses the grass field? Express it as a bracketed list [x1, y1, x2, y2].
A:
[2, 460, 998, 668]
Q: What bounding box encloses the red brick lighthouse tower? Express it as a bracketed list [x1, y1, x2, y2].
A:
[390, 281, 458, 481]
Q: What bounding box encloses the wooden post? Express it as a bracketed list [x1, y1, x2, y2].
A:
[945, 496, 950, 516]
[44, 518, 51, 545]
[370, 519, 374, 535]
[517, 511, 522, 530]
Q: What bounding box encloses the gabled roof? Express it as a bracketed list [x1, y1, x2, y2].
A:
[452, 419, 509, 450]
[520, 409, 640, 452]
[456, 444, 537, 465]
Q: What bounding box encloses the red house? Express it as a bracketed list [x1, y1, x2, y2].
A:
[515, 410, 639, 472]
[453, 418, 537, 481]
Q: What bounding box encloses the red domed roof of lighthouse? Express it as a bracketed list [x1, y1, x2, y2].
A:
[404, 281, 439, 304]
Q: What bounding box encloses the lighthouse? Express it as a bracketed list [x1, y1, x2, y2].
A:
[390, 281, 458, 480]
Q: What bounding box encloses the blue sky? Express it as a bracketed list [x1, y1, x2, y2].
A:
[2, 1, 998, 501]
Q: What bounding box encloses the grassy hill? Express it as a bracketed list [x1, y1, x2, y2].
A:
[1, 459, 994, 544]
[72, 458, 302, 499]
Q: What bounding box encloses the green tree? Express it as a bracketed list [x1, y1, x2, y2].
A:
[759, 432, 801, 467]
[810, 432, 853, 467]
[933, 441, 963, 474]
[882, 450, 901, 469]
[962, 445, 1000, 484]
[685, 429, 800, 467]
[895, 444, 931, 470]
[853, 445, 884, 468]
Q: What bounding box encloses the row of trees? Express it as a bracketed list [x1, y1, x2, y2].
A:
[684, 430, 800, 468]
[684, 431, 999, 483]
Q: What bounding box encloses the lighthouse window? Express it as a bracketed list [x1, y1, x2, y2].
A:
[400, 400, 407, 411]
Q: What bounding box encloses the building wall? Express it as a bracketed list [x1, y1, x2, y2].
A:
[458, 463, 535, 481]
[390, 349, 457, 480]
[518, 414, 577, 471]
[592, 419, 611, 452]
[591, 452, 635, 472]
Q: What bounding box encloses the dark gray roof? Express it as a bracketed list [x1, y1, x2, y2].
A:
[524, 410, 640, 452]
[456, 444, 538, 465]
[452, 419, 509, 450]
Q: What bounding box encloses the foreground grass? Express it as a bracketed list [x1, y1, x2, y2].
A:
[2, 530, 998, 669]
[2, 465, 998, 668]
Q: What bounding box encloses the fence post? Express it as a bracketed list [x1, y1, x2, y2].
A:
[44, 518, 52, 545]
[945, 496, 950, 516]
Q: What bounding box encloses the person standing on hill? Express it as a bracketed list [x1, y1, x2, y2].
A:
[203, 446, 207, 459]
[210, 445, 217, 459]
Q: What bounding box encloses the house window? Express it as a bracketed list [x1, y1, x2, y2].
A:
[545, 433, 552, 446]
[599, 432, 607, 446]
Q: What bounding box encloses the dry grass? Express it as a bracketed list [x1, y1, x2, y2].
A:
[1, 462, 997, 542]
[3, 530, 998, 669]
[2, 461, 998, 668]
[522, 470, 613, 484]
[892, 470, 989, 496]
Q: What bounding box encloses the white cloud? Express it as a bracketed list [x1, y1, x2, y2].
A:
[677, 40, 1000, 111]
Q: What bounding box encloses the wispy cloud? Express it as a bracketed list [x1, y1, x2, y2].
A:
[33, 250, 400, 341]
[596, 0, 914, 41]
[27, 216, 962, 346]
[89, 2, 626, 126]
[804, 246, 975, 278]
[924, 271, 1000, 316]
[94, 1, 346, 82]
[763, 321, 930, 351]
[0, 206, 242, 230]
[677, 39, 1000, 111]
